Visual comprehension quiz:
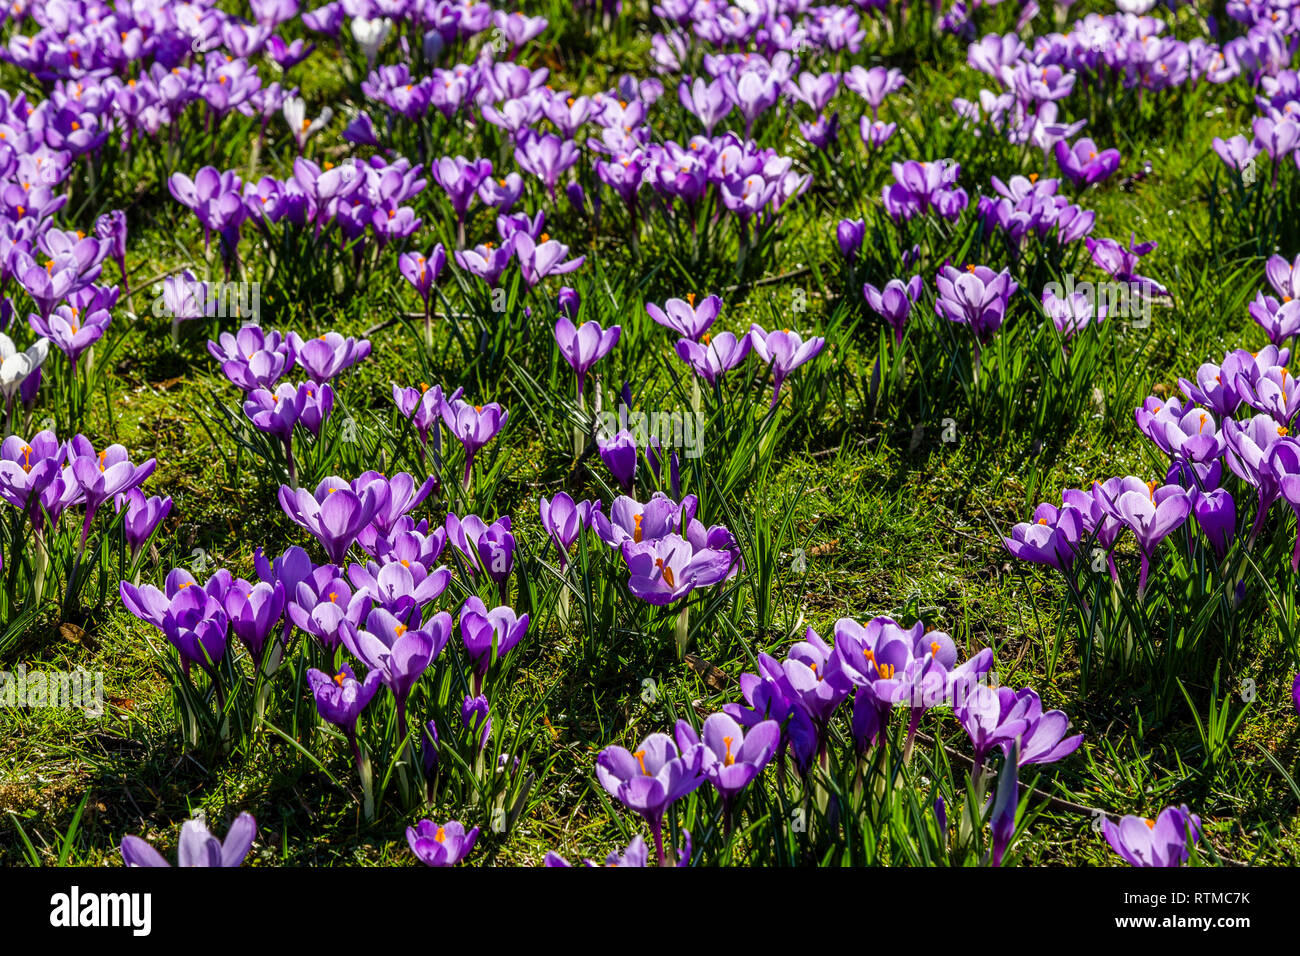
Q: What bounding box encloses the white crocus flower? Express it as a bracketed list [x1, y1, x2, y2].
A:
[0, 333, 49, 434]
[0, 333, 48, 399]
[350, 17, 392, 64]
[283, 96, 334, 150]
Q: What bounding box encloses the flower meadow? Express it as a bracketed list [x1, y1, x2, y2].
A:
[0, 0, 1298, 879]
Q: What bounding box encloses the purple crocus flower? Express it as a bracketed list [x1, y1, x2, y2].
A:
[557, 286, 580, 319]
[1253, 116, 1300, 180]
[1192, 487, 1236, 561]
[748, 325, 827, 408]
[934, 264, 1019, 346]
[515, 130, 579, 200]
[593, 492, 696, 548]
[800, 113, 840, 150]
[646, 294, 720, 341]
[1224, 413, 1291, 542]
[120, 574, 230, 677]
[440, 399, 507, 489]
[345, 558, 449, 625]
[461, 694, 492, 752]
[407, 820, 479, 867]
[598, 428, 638, 492]
[393, 382, 458, 467]
[678, 77, 731, 134]
[1236, 362, 1300, 426]
[0, 430, 65, 528]
[1103, 805, 1202, 867]
[831, 615, 993, 754]
[861, 118, 898, 149]
[289, 566, 371, 652]
[243, 381, 306, 446]
[454, 240, 515, 288]
[1085, 235, 1167, 297]
[1211, 135, 1260, 173]
[307, 663, 383, 737]
[1180, 347, 1288, 418]
[458, 596, 529, 683]
[674, 713, 778, 812]
[540, 493, 598, 569]
[773, 626, 854, 732]
[513, 232, 585, 288]
[959, 684, 1083, 773]
[29, 304, 111, 368]
[224, 578, 286, 659]
[620, 532, 736, 605]
[288, 331, 370, 383]
[674, 331, 754, 386]
[844, 65, 905, 118]
[121, 813, 256, 868]
[1003, 502, 1085, 573]
[1134, 396, 1225, 464]
[64, 436, 156, 545]
[837, 219, 865, 264]
[724, 654, 819, 772]
[116, 488, 172, 561]
[399, 245, 446, 312]
[432, 156, 493, 243]
[277, 476, 386, 564]
[1248, 293, 1300, 347]
[863, 276, 924, 344]
[1054, 138, 1121, 188]
[298, 382, 335, 438]
[1095, 478, 1192, 596]
[1265, 253, 1300, 301]
[554, 318, 620, 395]
[446, 513, 516, 585]
[596, 732, 705, 864]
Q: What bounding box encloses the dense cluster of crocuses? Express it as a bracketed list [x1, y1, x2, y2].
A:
[581, 614, 1089, 865]
[1007, 258, 1300, 595]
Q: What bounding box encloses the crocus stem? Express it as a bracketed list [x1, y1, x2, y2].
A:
[557, 584, 571, 634]
[462, 451, 474, 492]
[352, 732, 374, 821]
[32, 532, 48, 605]
[902, 708, 922, 764]
[284, 438, 298, 489]
[649, 818, 665, 866]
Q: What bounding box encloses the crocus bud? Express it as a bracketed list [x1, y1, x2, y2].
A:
[557, 286, 580, 319]
[598, 429, 637, 492]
